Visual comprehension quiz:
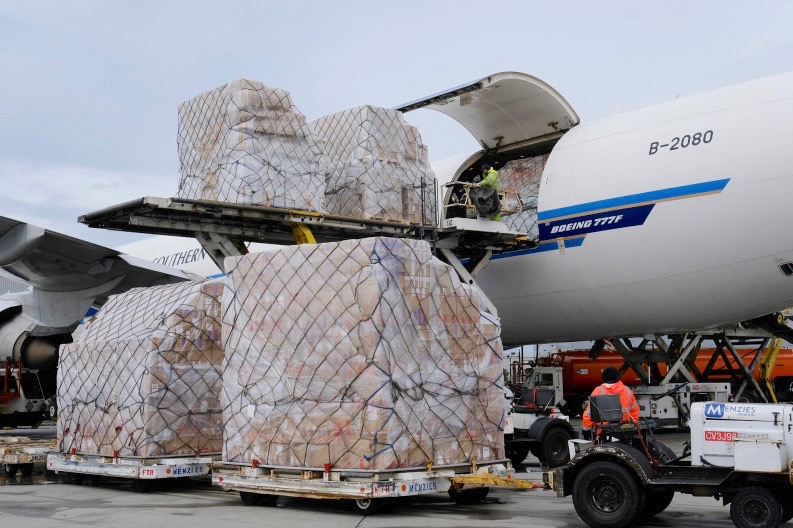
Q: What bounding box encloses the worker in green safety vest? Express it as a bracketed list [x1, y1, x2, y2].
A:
[479, 163, 502, 220]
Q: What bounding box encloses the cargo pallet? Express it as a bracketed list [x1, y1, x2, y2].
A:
[47, 451, 218, 487]
[212, 459, 540, 513]
[2, 436, 55, 477]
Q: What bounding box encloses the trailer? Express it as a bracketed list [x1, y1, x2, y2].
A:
[47, 451, 217, 489]
[1, 436, 55, 477]
[547, 398, 793, 528]
[213, 459, 540, 513]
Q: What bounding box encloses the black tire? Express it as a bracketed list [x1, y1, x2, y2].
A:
[133, 479, 155, 493]
[4, 464, 19, 477]
[641, 489, 674, 518]
[20, 463, 34, 477]
[240, 492, 260, 506]
[63, 472, 85, 485]
[539, 427, 571, 468]
[506, 443, 531, 467]
[730, 486, 781, 528]
[572, 461, 644, 528]
[782, 502, 793, 524]
[448, 486, 490, 505]
[240, 492, 277, 507]
[353, 498, 380, 514]
[775, 488, 793, 523]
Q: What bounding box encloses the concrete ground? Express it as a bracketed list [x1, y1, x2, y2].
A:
[0, 424, 741, 528]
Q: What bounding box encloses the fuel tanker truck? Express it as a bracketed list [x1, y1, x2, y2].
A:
[519, 347, 793, 418]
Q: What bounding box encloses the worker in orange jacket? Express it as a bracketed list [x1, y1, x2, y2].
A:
[581, 366, 640, 440]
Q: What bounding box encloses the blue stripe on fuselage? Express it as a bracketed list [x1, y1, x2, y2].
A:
[537, 178, 730, 222]
[490, 178, 730, 260]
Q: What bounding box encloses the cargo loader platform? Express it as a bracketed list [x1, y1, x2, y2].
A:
[80, 196, 531, 257]
[47, 451, 219, 485]
[80, 196, 533, 317]
[212, 459, 540, 513]
[2, 436, 55, 477]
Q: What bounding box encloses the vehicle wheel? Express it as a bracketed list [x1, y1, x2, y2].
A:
[730, 486, 781, 528]
[539, 427, 571, 467]
[572, 461, 644, 528]
[782, 502, 793, 524]
[641, 488, 674, 518]
[774, 488, 793, 523]
[506, 443, 531, 466]
[239, 491, 277, 506]
[133, 479, 155, 493]
[63, 472, 85, 485]
[353, 498, 380, 514]
[448, 486, 490, 504]
[20, 463, 34, 477]
[4, 464, 19, 477]
[240, 491, 259, 506]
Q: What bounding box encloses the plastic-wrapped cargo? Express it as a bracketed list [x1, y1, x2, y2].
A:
[311, 106, 436, 224]
[177, 78, 328, 211]
[499, 155, 548, 240]
[221, 237, 504, 470]
[57, 280, 225, 458]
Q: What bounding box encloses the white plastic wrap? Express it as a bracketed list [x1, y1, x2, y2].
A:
[312, 106, 436, 224]
[57, 280, 225, 458]
[177, 78, 328, 211]
[499, 155, 548, 240]
[221, 237, 504, 470]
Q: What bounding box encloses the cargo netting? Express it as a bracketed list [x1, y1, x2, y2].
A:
[177, 79, 437, 226]
[221, 237, 505, 470]
[311, 106, 436, 224]
[57, 280, 224, 458]
[499, 155, 548, 240]
[177, 78, 328, 211]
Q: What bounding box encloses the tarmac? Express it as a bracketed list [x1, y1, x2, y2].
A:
[0, 423, 737, 528]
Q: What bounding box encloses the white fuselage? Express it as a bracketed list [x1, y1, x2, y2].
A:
[476, 72, 793, 345]
[117, 73, 793, 348]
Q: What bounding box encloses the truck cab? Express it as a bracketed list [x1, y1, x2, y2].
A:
[0, 359, 50, 428]
[505, 367, 575, 468]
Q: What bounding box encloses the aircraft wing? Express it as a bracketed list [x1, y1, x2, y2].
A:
[0, 215, 198, 305]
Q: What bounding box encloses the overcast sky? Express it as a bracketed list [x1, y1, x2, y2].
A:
[2, 1, 792, 247]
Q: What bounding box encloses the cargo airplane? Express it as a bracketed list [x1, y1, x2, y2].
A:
[2, 71, 793, 423]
